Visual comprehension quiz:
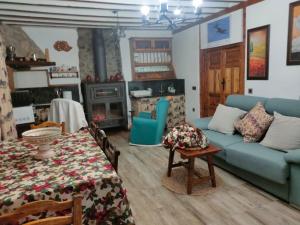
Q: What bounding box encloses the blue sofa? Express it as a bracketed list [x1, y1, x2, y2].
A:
[193, 95, 300, 208]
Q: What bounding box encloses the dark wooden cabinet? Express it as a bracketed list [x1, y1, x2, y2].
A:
[82, 82, 128, 129]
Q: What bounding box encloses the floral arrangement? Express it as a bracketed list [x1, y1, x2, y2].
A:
[163, 124, 209, 151]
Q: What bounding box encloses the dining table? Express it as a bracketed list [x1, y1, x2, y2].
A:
[0, 129, 135, 225]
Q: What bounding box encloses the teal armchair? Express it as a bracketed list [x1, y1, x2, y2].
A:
[130, 98, 170, 145]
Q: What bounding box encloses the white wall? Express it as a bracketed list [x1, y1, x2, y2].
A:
[173, 25, 200, 122]
[22, 27, 80, 69]
[246, 0, 300, 100]
[21, 27, 82, 102]
[119, 29, 173, 124]
[201, 9, 243, 49]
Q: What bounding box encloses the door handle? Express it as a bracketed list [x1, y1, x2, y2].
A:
[221, 79, 225, 91]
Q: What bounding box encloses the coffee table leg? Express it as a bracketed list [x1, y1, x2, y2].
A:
[187, 158, 195, 194]
[167, 149, 175, 177]
[207, 155, 216, 187]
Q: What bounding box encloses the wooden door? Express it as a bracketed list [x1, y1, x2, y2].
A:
[200, 43, 244, 117]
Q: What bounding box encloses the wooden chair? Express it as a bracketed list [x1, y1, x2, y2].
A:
[90, 122, 120, 172]
[0, 195, 83, 225]
[103, 138, 120, 173]
[90, 122, 106, 150]
[30, 121, 66, 134]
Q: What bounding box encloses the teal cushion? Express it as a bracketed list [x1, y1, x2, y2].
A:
[202, 130, 243, 160]
[225, 142, 289, 184]
[193, 117, 212, 130]
[226, 95, 268, 111]
[265, 98, 300, 118]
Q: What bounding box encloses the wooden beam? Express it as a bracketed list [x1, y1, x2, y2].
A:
[0, 1, 227, 15]
[2, 21, 169, 30]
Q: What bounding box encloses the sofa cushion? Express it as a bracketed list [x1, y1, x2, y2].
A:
[225, 142, 289, 184]
[261, 112, 300, 151]
[208, 104, 246, 134]
[234, 102, 274, 142]
[193, 117, 212, 130]
[203, 130, 243, 159]
[226, 95, 268, 111]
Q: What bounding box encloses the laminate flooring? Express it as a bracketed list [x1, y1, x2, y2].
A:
[108, 130, 300, 225]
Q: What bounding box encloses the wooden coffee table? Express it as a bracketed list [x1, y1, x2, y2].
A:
[167, 145, 221, 194]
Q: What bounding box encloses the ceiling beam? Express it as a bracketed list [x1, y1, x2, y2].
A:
[1, 21, 170, 30]
[0, 0, 229, 14]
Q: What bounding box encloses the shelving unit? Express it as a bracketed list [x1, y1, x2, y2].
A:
[6, 60, 56, 70]
[130, 38, 176, 81]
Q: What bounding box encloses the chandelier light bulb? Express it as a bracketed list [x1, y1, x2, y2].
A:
[192, 0, 203, 8]
[141, 5, 150, 16]
[160, 0, 168, 3]
[174, 8, 181, 16]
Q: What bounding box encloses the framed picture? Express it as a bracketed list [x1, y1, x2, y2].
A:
[247, 25, 270, 80]
[287, 1, 300, 65]
[207, 16, 230, 43]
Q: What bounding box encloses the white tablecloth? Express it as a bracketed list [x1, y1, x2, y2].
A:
[48, 98, 88, 133]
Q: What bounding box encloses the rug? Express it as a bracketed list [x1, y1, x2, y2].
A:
[161, 167, 223, 196]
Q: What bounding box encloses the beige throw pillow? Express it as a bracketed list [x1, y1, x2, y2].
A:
[234, 102, 274, 142]
[208, 104, 246, 135]
[260, 112, 300, 151]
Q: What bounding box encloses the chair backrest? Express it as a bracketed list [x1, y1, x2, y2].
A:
[0, 195, 82, 225]
[90, 122, 120, 172]
[103, 138, 120, 173]
[30, 121, 66, 134]
[155, 98, 170, 140]
[49, 98, 88, 133]
[90, 122, 106, 149]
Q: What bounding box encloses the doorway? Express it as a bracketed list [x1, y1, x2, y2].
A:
[200, 43, 245, 117]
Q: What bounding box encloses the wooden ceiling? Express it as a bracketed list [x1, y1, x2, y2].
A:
[0, 0, 247, 31]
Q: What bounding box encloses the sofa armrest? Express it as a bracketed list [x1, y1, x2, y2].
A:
[284, 150, 300, 164]
[193, 117, 212, 130]
[138, 111, 152, 119]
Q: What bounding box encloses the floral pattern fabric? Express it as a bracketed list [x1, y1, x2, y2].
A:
[0, 34, 17, 140]
[0, 129, 135, 225]
[234, 102, 274, 142]
[163, 124, 209, 151]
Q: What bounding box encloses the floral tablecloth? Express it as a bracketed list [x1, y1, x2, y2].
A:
[0, 129, 135, 225]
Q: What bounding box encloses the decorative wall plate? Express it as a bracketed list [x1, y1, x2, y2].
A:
[53, 40, 72, 52]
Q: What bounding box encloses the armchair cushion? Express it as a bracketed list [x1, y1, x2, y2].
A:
[130, 117, 159, 145]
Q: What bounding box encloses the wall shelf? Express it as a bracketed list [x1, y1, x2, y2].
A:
[6, 60, 56, 70]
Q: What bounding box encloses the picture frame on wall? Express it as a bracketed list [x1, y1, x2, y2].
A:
[287, 1, 300, 65]
[247, 25, 270, 80]
[207, 16, 230, 43]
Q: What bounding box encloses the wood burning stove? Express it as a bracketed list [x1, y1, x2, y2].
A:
[82, 82, 128, 129]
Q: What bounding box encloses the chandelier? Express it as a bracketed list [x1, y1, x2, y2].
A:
[140, 0, 203, 30]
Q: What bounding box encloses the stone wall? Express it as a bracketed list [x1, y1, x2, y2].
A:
[77, 28, 122, 81]
[77, 29, 95, 80]
[103, 29, 122, 78]
[0, 25, 44, 58]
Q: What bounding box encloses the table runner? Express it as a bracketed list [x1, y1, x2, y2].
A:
[0, 129, 135, 224]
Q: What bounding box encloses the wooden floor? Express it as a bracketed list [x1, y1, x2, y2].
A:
[108, 130, 300, 225]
